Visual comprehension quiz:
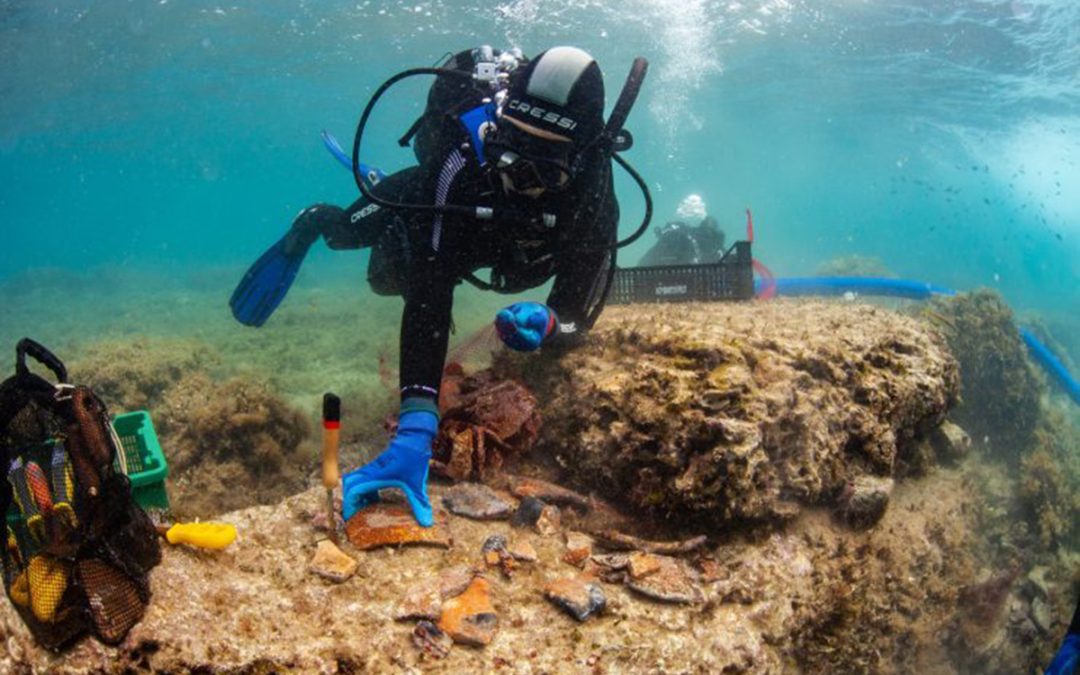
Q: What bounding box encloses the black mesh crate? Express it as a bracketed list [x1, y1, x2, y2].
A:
[608, 241, 754, 305]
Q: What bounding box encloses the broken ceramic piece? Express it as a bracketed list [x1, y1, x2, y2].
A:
[626, 554, 704, 604]
[345, 503, 453, 550]
[536, 505, 562, 536]
[438, 577, 498, 646]
[508, 476, 590, 511]
[412, 620, 453, 659]
[627, 551, 661, 580]
[508, 540, 538, 563]
[562, 531, 593, 568]
[308, 540, 358, 583]
[397, 565, 476, 621]
[442, 483, 514, 521]
[510, 496, 546, 528]
[544, 577, 606, 621]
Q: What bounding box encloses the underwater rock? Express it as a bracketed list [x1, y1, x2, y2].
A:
[513, 300, 958, 527]
[543, 577, 606, 622]
[931, 420, 971, 460]
[412, 620, 453, 659]
[344, 503, 452, 550]
[437, 577, 498, 647]
[929, 290, 1042, 457]
[508, 476, 590, 511]
[625, 555, 704, 605]
[561, 532, 593, 568]
[442, 483, 514, 521]
[307, 540, 357, 583]
[1030, 597, 1053, 634]
[1, 471, 1063, 674]
[510, 496, 546, 528]
[837, 475, 894, 529]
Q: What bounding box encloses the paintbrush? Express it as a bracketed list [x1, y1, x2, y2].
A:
[322, 393, 342, 545]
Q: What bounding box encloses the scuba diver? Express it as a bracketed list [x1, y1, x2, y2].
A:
[638, 193, 726, 267]
[229, 46, 651, 527]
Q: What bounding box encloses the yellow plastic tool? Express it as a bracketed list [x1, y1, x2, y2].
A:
[164, 522, 237, 550]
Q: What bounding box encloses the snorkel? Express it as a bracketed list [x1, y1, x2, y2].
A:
[348, 49, 652, 252]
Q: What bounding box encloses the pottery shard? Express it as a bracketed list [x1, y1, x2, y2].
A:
[562, 532, 593, 568]
[838, 475, 894, 529]
[536, 505, 562, 536]
[544, 577, 606, 622]
[345, 503, 453, 550]
[626, 555, 704, 605]
[397, 565, 476, 620]
[508, 540, 538, 563]
[308, 540, 358, 583]
[413, 620, 453, 659]
[442, 483, 514, 520]
[511, 497, 546, 528]
[627, 552, 661, 580]
[591, 554, 630, 570]
[508, 476, 590, 511]
[438, 577, 498, 647]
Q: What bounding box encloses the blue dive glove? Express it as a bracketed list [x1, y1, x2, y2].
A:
[495, 302, 559, 352]
[341, 407, 438, 527]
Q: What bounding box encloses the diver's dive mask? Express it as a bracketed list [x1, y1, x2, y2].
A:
[483, 122, 574, 194]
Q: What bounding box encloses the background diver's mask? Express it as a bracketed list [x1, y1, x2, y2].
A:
[482, 122, 574, 194]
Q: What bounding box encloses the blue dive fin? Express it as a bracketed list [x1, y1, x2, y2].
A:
[320, 130, 387, 187]
[229, 233, 310, 327]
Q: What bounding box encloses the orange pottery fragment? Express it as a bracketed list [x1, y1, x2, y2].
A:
[437, 577, 498, 646]
[345, 503, 452, 550]
[508, 476, 590, 511]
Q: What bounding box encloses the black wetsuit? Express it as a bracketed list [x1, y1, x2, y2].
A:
[638, 216, 726, 267]
[296, 143, 618, 402]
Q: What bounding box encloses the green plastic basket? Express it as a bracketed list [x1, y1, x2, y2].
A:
[112, 411, 170, 511]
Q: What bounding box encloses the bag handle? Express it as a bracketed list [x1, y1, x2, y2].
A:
[15, 338, 69, 384]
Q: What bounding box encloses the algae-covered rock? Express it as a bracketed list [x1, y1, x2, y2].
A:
[929, 289, 1043, 456]
[72, 337, 219, 411]
[157, 373, 312, 518]
[1018, 411, 1080, 549]
[515, 300, 958, 527]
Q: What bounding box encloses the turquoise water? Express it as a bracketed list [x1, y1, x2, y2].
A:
[0, 0, 1077, 351]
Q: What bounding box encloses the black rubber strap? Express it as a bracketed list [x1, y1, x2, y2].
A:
[604, 58, 648, 140]
[15, 338, 68, 384]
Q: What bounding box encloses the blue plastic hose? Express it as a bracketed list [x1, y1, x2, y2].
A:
[1021, 327, 1080, 406]
[758, 275, 1078, 405]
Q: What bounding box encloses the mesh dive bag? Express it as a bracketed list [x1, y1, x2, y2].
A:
[0, 338, 161, 650]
